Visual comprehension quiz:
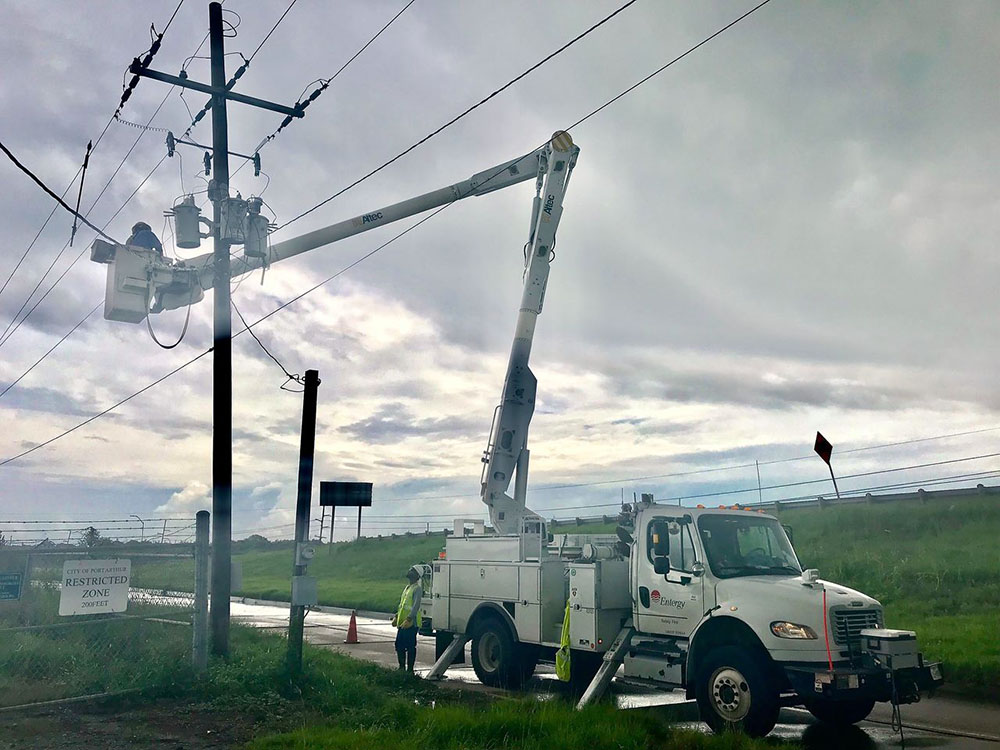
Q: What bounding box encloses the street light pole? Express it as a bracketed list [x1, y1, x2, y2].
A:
[129, 514, 145, 542]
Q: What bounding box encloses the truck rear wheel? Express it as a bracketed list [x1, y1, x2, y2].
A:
[695, 646, 779, 737]
[470, 618, 523, 689]
[805, 698, 876, 726]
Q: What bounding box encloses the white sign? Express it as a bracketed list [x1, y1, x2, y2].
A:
[59, 559, 131, 616]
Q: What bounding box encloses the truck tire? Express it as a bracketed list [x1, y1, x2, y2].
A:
[805, 698, 876, 726]
[518, 644, 540, 682]
[470, 617, 523, 689]
[695, 646, 780, 737]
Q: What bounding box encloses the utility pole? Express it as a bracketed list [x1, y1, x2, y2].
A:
[208, 0, 233, 659]
[288, 369, 320, 676]
[130, 2, 302, 658]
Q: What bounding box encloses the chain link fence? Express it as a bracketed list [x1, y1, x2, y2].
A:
[0, 520, 208, 710]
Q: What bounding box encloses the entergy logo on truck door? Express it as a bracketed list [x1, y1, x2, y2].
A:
[650, 589, 686, 610]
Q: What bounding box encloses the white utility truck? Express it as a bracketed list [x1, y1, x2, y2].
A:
[90, 131, 943, 737]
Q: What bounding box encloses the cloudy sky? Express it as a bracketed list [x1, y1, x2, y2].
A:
[1, 0, 998, 544]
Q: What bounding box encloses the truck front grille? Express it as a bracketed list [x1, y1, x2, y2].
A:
[831, 608, 883, 645]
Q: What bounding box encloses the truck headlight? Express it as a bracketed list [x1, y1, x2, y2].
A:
[771, 621, 818, 639]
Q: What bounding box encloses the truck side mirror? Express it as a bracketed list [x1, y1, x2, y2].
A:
[653, 556, 670, 575]
[691, 561, 706, 577]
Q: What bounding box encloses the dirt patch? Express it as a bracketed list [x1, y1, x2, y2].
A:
[0, 697, 267, 750]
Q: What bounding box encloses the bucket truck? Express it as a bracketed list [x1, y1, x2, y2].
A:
[90, 131, 943, 737]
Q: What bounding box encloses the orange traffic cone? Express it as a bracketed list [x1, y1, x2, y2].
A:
[344, 610, 359, 644]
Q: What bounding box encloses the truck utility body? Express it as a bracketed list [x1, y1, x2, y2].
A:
[424, 502, 943, 736]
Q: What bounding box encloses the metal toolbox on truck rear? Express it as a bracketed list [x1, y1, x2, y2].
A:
[567, 559, 631, 651]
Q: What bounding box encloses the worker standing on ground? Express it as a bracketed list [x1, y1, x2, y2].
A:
[126, 221, 163, 255]
[392, 566, 422, 673]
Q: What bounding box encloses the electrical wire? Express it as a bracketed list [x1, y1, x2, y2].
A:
[0, 348, 212, 468]
[0, 86, 175, 347]
[231, 300, 303, 391]
[0, 153, 169, 350]
[248, 0, 296, 61]
[0, 0, 907, 482]
[240, 0, 416, 162]
[0, 301, 102, 401]
[0, 140, 120, 245]
[0, 24, 215, 368]
[277, 0, 639, 231]
[0, 3, 190, 308]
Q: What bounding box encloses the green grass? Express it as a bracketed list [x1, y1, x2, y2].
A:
[213, 629, 784, 750]
[776, 493, 1000, 699]
[0, 590, 788, 749]
[249, 700, 779, 750]
[0, 587, 193, 707]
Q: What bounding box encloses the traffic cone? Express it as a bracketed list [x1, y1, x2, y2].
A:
[344, 610, 359, 644]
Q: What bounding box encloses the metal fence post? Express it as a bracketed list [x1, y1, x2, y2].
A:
[193, 510, 210, 673]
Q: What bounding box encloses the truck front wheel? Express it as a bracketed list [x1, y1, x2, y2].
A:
[805, 698, 876, 726]
[695, 646, 780, 737]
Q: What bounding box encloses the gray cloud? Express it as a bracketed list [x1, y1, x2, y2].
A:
[1, 1, 998, 524]
[340, 402, 481, 445]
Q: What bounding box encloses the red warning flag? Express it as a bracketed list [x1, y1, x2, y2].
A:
[814, 432, 833, 465]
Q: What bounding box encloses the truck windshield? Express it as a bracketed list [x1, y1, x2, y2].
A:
[697, 514, 801, 579]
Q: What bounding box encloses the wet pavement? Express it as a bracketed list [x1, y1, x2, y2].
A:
[231, 598, 999, 748]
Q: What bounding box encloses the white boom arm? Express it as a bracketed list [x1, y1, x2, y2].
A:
[480, 132, 578, 534]
[181, 149, 548, 288]
[90, 131, 580, 536]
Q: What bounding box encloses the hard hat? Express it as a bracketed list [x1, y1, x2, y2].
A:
[406, 565, 421, 579]
[131, 221, 151, 233]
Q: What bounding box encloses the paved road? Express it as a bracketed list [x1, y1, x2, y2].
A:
[232, 599, 999, 748]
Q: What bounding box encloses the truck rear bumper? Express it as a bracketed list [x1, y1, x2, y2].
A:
[783, 662, 944, 705]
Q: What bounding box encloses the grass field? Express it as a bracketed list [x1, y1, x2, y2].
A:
[0, 587, 193, 707]
[775, 493, 1000, 699]
[0, 597, 784, 750]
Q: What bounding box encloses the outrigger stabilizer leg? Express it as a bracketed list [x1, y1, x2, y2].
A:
[425, 633, 470, 681]
[576, 624, 635, 709]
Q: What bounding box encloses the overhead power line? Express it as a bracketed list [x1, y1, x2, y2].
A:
[0, 348, 212, 468]
[0, 302, 102, 401]
[0, 140, 121, 245]
[0, 1, 190, 308]
[243, 0, 416, 160]
[276, 0, 640, 231]
[0, 0, 792, 468]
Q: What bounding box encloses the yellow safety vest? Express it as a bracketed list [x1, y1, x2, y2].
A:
[396, 583, 422, 628]
[555, 600, 571, 681]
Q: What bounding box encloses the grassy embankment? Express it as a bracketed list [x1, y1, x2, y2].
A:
[129, 493, 999, 697]
[776, 494, 999, 700]
[0, 590, 782, 749]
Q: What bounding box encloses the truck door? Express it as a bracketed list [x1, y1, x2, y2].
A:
[634, 515, 704, 638]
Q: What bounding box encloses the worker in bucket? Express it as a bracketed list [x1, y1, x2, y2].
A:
[392, 565, 423, 673]
[127, 221, 164, 255]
